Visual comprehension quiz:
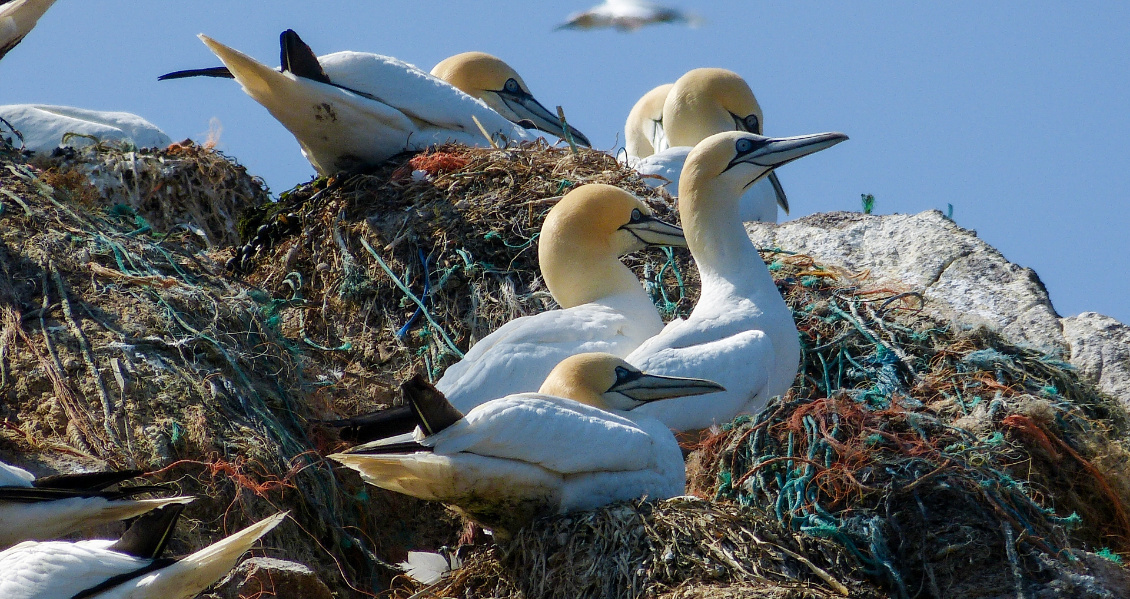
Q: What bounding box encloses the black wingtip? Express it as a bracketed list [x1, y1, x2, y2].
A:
[33, 469, 143, 492]
[157, 66, 235, 81]
[320, 405, 419, 443]
[279, 29, 331, 85]
[108, 503, 186, 560]
[402, 374, 463, 436]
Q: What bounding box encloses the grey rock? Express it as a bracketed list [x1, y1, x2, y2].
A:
[746, 210, 1130, 407]
[1061, 312, 1130, 403]
[204, 557, 333, 599]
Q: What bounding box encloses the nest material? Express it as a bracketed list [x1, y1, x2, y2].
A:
[2, 135, 1129, 598]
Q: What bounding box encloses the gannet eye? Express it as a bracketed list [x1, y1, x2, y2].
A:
[744, 114, 760, 134]
[504, 78, 520, 93]
[614, 365, 642, 384]
[630, 208, 642, 222]
[735, 138, 754, 154]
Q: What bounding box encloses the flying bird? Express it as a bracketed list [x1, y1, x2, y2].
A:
[556, 0, 702, 32]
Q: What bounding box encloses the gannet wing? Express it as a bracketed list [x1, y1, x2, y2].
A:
[629, 330, 774, 430]
[0, 539, 148, 598]
[436, 303, 646, 413]
[425, 396, 656, 474]
[317, 51, 530, 140]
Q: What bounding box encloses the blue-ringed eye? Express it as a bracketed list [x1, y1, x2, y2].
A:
[736, 138, 753, 153]
[630, 208, 642, 222]
[504, 78, 520, 93]
[744, 114, 760, 134]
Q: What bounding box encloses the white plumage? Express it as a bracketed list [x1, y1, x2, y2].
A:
[634, 146, 782, 222]
[331, 353, 722, 534]
[0, 510, 286, 599]
[627, 131, 847, 431]
[0, 460, 193, 550]
[0, 105, 172, 154]
[0, 0, 56, 60]
[193, 34, 536, 175]
[435, 183, 684, 413]
[556, 0, 701, 32]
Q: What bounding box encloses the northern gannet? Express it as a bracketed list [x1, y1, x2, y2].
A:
[430, 51, 591, 147]
[0, 503, 286, 599]
[555, 0, 702, 32]
[0, 460, 193, 550]
[627, 130, 848, 431]
[0, 104, 172, 154]
[160, 30, 588, 174]
[330, 183, 685, 442]
[624, 83, 673, 160]
[437, 183, 685, 412]
[329, 353, 723, 535]
[0, 0, 56, 61]
[628, 68, 790, 223]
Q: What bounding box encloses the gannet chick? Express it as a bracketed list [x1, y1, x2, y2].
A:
[627, 130, 847, 431]
[435, 183, 685, 413]
[0, 503, 286, 599]
[431, 52, 590, 147]
[0, 104, 172, 154]
[555, 0, 702, 32]
[0, 460, 193, 550]
[629, 68, 789, 223]
[0, 0, 56, 61]
[160, 30, 587, 173]
[330, 353, 723, 535]
[624, 83, 674, 160]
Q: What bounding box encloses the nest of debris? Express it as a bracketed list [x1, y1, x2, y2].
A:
[2, 135, 1128, 598]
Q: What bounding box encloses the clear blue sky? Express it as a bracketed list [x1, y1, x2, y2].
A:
[2, 2, 1127, 326]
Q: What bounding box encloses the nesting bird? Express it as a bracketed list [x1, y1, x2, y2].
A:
[627, 130, 847, 431]
[0, 0, 56, 61]
[627, 68, 790, 222]
[160, 30, 588, 174]
[0, 460, 194, 550]
[0, 104, 172, 154]
[0, 503, 286, 599]
[330, 353, 723, 535]
[329, 183, 685, 441]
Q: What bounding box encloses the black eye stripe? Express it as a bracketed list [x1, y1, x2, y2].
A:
[613, 365, 644, 387]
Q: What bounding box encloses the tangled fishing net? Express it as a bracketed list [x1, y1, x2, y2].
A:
[1, 133, 1128, 598]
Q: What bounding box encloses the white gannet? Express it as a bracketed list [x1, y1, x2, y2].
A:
[0, 0, 56, 61]
[628, 68, 790, 223]
[160, 30, 588, 174]
[555, 0, 702, 32]
[0, 460, 194, 550]
[434, 183, 685, 414]
[430, 51, 591, 147]
[624, 82, 674, 160]
[627, 130, 847, 431]
[0, 503, 286, 599]
[329, 353, 723, 535]
[0, 104, 172, 154]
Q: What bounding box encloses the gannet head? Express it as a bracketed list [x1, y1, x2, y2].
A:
[681, 130, 848, 201]
[663, 68, 764, 148]
[625, 82, 674, 159]
[432, 52, 592, 147]
[539, 183, 685, 308]
[539, 352, 725, 411]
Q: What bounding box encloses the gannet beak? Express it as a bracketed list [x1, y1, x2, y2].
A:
[609, 370, 725, 403]
[498, 90, 592, 147]
[768, 172, 789, 213]
[619, 214, 687, 247]
[725, 132, 848, 180]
